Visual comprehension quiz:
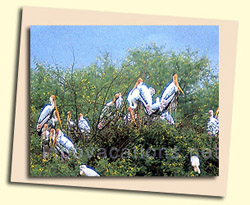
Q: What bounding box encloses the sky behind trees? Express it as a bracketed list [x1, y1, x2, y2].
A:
[30, 25, 218, 69]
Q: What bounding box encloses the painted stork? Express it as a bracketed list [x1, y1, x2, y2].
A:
[41, 124, 50, 159]
[207, 110, 219, 136]
[66, 111, 76, 132]
[127, 78, 157, 123]
[190, 156, 201, 174]
[79, 164, 100, 177]
[98, 93, 123, 129]
[50, 128, 78, 159]
[41, 124, 50, 143]
[36, 95, 62, 136]
[78, 113, 91, 135]
[160, 74, 184, 112]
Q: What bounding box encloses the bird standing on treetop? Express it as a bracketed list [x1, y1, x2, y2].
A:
[78, 113, 91, 135]
[160, 74, 184, 112]
[79, 164, 100, 177]
[98, 93, 123, 129]
[190, 155, 201, 174]
[66, 111, 76, 132]
[36, 95, 62, 136]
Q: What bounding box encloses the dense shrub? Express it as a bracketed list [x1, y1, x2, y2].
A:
[30, 43, 218, 176]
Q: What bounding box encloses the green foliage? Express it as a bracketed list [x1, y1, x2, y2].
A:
[30, 43, 219, 177]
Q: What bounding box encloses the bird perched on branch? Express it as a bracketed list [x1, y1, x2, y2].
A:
[41, 124, 50, 159]
[78, 113, 91, 135]
[98, 93, 123, 129]
[66, 111, 76, 132]
[79, 164, 100, 176]
[207, 109, 219, 136]
[160, 74, 184, 112]
[127, 78, 157, 123]
[190, 156, 201, 174]
[36, 95, 62, 136]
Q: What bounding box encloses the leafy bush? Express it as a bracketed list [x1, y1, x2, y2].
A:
[30, 43, 218, 177]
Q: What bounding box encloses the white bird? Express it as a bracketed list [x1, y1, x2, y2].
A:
[98, 93, 123, 129]
[79, 164, 100, 176]
[78, 113, 91, 134]
[190, 156, 201, 174]
[127, 78, 156, 123]
[66, 111, 76, 131]
[207, 110, 219, 136]
[36, 95, 62, 135]
[160, 111, 175, 125]
[160, 74, 184, 112]
[50, 128, 78, 159]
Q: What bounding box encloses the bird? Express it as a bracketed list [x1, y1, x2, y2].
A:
[36, 95, 62, 136]
[160, 111, 175, 125]
[66, 111, 76, 132]
[207, 109, 219, 136]
[41, 124, 50, 159]
[190, 156, 201, 174]
[98, 93, 123, 129]
[127, 78, 157, 123]
[79, 164, 100, 176]
[78, 113, 91, 135]
[41, 123, 50, 143]
[160, 74, 184, 112]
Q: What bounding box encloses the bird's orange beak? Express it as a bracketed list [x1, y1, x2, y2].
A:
[173, 74, 184, 95]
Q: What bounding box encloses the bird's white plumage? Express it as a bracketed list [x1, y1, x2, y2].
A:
[207, 116, 219, 136]
[160, 81, 178, 111]
[78, 116, 91, 134]
[79, 165, 100, 176]
[56, 130, 77, 154]
[37, 104, 54, 132]
[190, 156, 201, 174]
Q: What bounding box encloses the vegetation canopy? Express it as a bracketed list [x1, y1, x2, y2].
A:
[30, 43, 219, 177]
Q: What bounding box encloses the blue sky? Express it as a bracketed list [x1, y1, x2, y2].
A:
[30, 26, 218, 69]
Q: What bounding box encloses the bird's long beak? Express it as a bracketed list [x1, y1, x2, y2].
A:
[215, 107, 219, 118]
[173, 74, 184, 95]
[54, 99, 62, 129]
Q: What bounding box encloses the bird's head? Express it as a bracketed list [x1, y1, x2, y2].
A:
[50, 95, 56, 105]
[133, 78, 143, 89]
[49, 129, 55, 145]
[208, 110, 214, 118]
[79, 165, 86, 176]
[43, 123, 48, 130]
[78, 113, 83, 121]
[173, 74, 184, 95]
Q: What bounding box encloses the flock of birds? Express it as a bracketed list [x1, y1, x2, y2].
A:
[35, 74, 219, 176]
